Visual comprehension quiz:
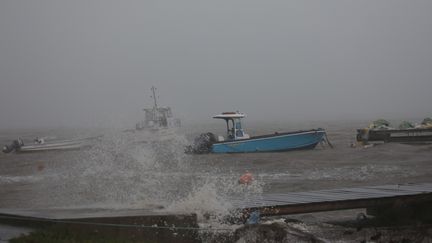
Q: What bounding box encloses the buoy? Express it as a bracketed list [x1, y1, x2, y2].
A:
[239, 171, 254, 185]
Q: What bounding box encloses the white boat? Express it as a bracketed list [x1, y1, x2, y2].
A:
[2, 137, 97, 153]
[18, 140, 83, 153]
[135, 86, 181, 131]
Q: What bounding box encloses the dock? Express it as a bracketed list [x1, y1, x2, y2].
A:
[1, 183, 432, 242]
[231, 182, 432, 218]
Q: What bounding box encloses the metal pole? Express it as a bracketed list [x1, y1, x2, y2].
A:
[151, 86, 158, 109]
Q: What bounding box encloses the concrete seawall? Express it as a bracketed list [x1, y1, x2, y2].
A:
[0, 208, 200, 243]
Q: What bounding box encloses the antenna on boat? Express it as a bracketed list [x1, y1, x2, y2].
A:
[150, 86, 158, 109]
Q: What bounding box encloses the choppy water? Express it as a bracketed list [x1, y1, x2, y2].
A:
[1, 120, 431, 241]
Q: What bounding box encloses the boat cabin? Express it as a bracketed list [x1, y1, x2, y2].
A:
[143, 106, 172, 127]
[136, 86, 181, 130]
[213, 112, 250, 141]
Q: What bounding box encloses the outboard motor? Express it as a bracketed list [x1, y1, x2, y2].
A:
[185, 132, 217, 154]
[356, 129, 370, 144]
[2, 145, 13, 153]
[2, 139, 24, 153]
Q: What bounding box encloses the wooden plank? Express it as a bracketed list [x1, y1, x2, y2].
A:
[296, 192, 364, 201]
[265, 194, 327, 203]
[258, 197, 314, 204]
[400, 184, 432, 192]
[334, 190, 401, 198]
[269, 193, 331, 202]
[339, 188, 413, 197]
[255, 193, 432, 216]
[271, 192, 350, 201]
[363, 188, 412, 195]
[247, 193, 327, 203]
[293, 192, 357, 201]
[309, 191, 382, 200]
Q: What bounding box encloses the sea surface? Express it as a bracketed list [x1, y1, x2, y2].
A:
[1, 120, 431, 241]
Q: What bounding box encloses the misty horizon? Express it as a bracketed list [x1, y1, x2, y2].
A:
[1, 1, 431, 129]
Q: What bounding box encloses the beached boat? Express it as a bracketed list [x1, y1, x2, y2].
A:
[186, 112, 326, 153]
[2, 137, 96, 153]
[357, 118, 432, 144]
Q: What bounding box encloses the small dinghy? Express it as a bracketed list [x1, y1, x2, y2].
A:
[186, 111, 327, 154]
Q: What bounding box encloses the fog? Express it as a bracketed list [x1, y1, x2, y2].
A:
[0, 0, 431, 129]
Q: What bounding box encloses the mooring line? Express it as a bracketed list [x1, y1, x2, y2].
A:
[324, 132, 334, 148]
[0, 215, 234, 231]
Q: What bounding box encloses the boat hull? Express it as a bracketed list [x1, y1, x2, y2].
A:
[357, 128, 432, 144]
[211, 129, 325, 153]
[17, 141, 84, 153]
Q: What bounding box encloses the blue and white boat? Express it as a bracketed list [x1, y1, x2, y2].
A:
[186, 112, 327, 153]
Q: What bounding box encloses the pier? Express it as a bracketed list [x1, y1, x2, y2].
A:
[1, 183, 432, 242]
[231, 182, 432, 218]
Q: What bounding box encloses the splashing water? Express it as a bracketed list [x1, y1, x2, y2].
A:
[2, 122, 432, 242]
[8, 128, 264, 229]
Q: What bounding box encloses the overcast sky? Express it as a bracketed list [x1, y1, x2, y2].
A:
[0, 0, 431, 128]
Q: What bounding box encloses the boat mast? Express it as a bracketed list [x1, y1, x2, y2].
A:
[149, 86, 160, 124]
[151, 86, 158, 109]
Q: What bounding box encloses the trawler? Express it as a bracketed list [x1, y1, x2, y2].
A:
[135, 86, 181, 131]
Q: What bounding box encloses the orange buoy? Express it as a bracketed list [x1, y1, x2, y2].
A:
[239, 171, 254, 185]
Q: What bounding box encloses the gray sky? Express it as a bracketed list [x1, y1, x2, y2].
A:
[1, 0, 431, 128]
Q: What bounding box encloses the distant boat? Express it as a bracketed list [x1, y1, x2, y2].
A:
[186, 111, 326, 153]
[135, 86, 181, 131]
[356, 118, 432, 144]
[2, 136, 99, 154]
[3, 139, 82, 153]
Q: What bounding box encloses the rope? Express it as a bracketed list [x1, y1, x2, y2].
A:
[324, 132, 334, 149]
[0, 215, 234, 232]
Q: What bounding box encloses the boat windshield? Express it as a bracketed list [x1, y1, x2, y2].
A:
[225, 118, 245, 140]
[226, 119, 234, 139]
[235, 120, 242, 129]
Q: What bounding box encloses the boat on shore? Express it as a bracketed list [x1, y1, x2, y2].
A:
[186, 112, 327, 154]
[357, 118, 432, 144]
[2, 137, 98, 154]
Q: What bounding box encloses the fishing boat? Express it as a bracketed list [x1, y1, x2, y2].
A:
[186, 112, 327, 153]
[135, 86, 181, 131]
